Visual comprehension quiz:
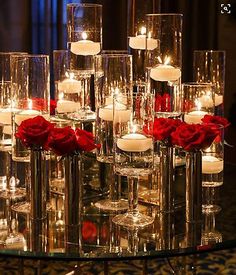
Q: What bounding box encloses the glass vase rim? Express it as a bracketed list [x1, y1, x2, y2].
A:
[0, 52, 28, 56]
[201, 122, 225, 130]
[11, 54, 49, 58]
[100, 53, 132, 58]
[182, 82, 215, 87]
[101, 50, 128, 54]
[67, 3, 102, 8]
[53, 49, 68, 53]
[146, 13, 183, 17]
[194, 50, 226, 54]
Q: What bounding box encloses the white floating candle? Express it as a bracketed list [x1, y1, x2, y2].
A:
[57, 100, 80, 114]
[15, 110, 41, 125]
[58, 79, 81, 94]
[0, 108, 19, 125]
[117, 133, 152, 152]
[99, 103, 131, 122]
[150, 64, 181, 82]
[184, 110, 208, 124]
[198, 94, 214, 108]
[215, 94, 223, 106]
[129, 36, 158, 50]
[70, 40, 101, 56]
[202, 155, 224, 174]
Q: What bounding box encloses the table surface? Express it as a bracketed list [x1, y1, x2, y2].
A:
[0, 157, 235, 262]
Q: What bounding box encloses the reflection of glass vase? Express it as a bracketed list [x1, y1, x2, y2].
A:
[159, 144, 175, 213]
[186, 150, 202, 223]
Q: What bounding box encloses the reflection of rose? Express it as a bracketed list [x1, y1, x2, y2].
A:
[171, 123, 218, 151]
[16, 116, 53, 148]
[82, 220, 97, 242]
[100, 223, 108, 241]
[153, 118, 182, 142]
[183, 99, 194, 112]
[75, 129, 100, 151]
[155, 93, 171, 112]
[47, 126, 78, 156]
[201, 115, 230, 128]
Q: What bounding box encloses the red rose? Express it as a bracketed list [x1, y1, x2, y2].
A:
[15, 115, 53, 148]
[153, 118, 182, 142]
[82, 220, 97, 242]
[50, 100, 57, 115]
[75, 128, 99, 152]
[171, 123, 218, 151]
[201, 115, 230, 128]
[47, 126, 78, 156]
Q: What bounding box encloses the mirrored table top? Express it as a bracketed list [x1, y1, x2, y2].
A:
[0, 157, 235, 262]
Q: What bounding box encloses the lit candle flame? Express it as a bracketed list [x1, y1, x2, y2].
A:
[195, 99, 202, 111]
[140, 26, 146, 35]
[82, 32, 88, 40]
[131, 124, 137, 134]
[164, 56, 170, 65]
[59, 92, 64, 100]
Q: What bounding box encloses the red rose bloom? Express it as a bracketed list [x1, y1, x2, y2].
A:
[201, 115, 230, 128]
[171, 123, 218, 151]
[82, 220, 97, 242]
[153, 118, 183, 142]
[75, 128, 100, 151]
[15, 115, 53, 149]
[50, 100, 57, 115]
[47, 126, 78, 156]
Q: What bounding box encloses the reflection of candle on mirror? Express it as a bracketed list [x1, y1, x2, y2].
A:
[198, 93, 214, 108]
[202, 155, 224, 174]
[117, 133, 152, 152]
[150, 56, 181, 82]
[70, 32, 101, 56]
[129, 26, 158, 50]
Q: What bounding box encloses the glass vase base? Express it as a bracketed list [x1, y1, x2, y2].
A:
[11, 201, 52, 214]
[112, 212, 154, 228]
[5, 232, 26, 250]
[0, 188, 26, 200]
[139, 190, 159, 205]
[94, 199, 128, 212]
[67, 110, 96, 122]
[202, 204, 222, 214]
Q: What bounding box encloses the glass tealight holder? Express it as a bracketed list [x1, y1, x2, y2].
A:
[113, 93, 155, 228]
[193, 50, 225, 116]
[146, 14, 183, 118]
[94, 52, 132, 211]
[66, 3, 102, 121]
[202, 123, 224, 212]
[182, 83, 215, 124]
[10, 54, 50, 162]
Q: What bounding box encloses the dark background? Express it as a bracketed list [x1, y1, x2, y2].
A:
[0, 0, 236, 123]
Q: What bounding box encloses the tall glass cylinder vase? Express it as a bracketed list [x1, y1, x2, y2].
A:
[146, 14, 183, 118]
[64, 152, 82, 253]
[185, 150, 202, 223]
[30, 148, 47, 220]
[127, 0, 160, 88]
[193, 51, 225, 116]
[94, 52, 132, 211]
[113, 93, 155, 228]
[67, 3, 102, 121]
[159, 144, 175, 212]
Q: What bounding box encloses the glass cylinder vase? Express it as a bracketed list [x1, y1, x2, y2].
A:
[159, 144, 175, 212]
[30, 148, 47, 220]
[146, 14, 183, 118]
[185, 150, 202, 223]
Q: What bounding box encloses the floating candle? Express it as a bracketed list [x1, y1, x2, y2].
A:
[15, 110, 41, 125]
[150, 64, 181, 82]
[198, 94, 214, 108]
[99, 103, 131, 122]
[184, 110, 208, 124]
[117, 133, 152, 152]
[57, 100, 80, 114]
[0, 108, 19, 125]
[202, 155, 224, 174]
[58, 79, 81, 94]
[70, 40, 101, 56]
[3, 125, 11, 135]
[129, 36, 158, 50]
[215, 94, 223, 106]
